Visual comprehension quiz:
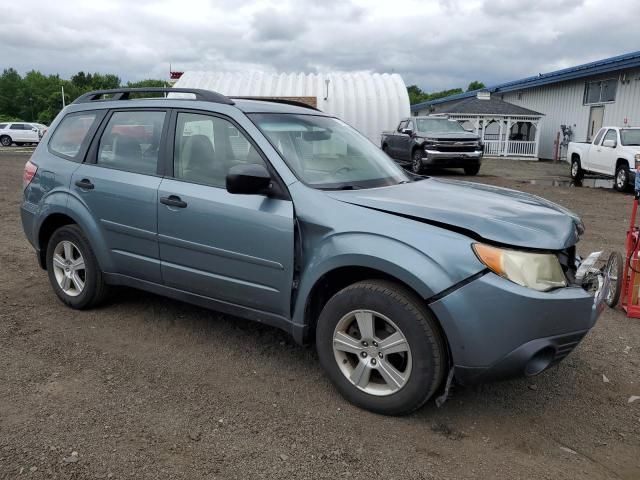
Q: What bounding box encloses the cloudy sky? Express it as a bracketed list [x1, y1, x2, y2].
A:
[2, 0, 640, 91]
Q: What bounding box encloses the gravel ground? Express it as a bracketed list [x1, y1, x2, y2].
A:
[0, 152, 638, 479]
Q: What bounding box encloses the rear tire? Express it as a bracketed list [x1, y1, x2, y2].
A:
[570, 156, 584, 181]
[316, 280, 446, 415]
[46, 224, 109, 309]
[614, 164, 630, 192]
[464, 164, 481, 175]
[0, 135, 11, 147]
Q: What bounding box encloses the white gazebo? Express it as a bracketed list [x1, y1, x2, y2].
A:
[414, 91, 544, 159]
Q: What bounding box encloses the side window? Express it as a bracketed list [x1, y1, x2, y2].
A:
[593, 128, 606, 145]
[49, 112, 99, 159]
[97, 111, 166, 175]
[10, 124, 23, 130]
[0, 123, 6, 129]
[397, 120, 408, 132]
[603, 129, 617, 146]
[174, 112, 265, 187]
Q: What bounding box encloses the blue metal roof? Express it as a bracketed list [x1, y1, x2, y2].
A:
[412, 50, 640, 110]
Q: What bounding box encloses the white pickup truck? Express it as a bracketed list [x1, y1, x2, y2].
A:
[568, 127, 640, 191]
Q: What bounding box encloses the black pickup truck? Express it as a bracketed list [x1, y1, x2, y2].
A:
[381, 116, 483, 175]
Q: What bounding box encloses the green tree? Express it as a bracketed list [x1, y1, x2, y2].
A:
[466, 81, 485, 91]
[0, 68, 165, 125]
[126, 79, 168, 88]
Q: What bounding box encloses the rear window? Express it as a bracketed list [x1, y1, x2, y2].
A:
[49, 113, 100, 160]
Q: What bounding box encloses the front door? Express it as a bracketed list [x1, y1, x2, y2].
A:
[591, 128, 618, 174]
[587, 106, 604, 142]
[157, 111, 295, 317]
[398, 119, 415, 161]
[71, 109, 167, 283]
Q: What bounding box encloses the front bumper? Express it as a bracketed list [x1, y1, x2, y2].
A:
[422, 150, 483, 167]
[430, 255, 608, 385]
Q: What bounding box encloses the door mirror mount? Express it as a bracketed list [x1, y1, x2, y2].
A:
[602, 139, 616, 148]
[401, 128, 413, 136]
[226, 163, 272, 195]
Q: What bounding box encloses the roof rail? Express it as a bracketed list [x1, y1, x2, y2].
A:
[231, 96, 320, 111]
[72, 87, 234, 105]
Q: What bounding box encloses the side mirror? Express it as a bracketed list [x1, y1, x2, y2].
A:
[226, 163, 272, 195]
[31, 127, 38, 132]
[401, 128, 413, 136]
[602, 139, 616, 148]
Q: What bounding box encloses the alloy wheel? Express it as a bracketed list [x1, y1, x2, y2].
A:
[571, 161, 578, 177]
[52, 240, 86, 297]
[412, 152, 422, 174]
[616, 169, 627, 190]
[332, 309, 412, 396]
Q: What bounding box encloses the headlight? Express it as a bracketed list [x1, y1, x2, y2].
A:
[472, 243, 567, 291]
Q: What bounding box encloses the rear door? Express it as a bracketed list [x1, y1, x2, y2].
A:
[583, 128, 606, 170]
[70, 109, 167, 282]
[157, 110, 295, 317]
[9, 123, 31, 142]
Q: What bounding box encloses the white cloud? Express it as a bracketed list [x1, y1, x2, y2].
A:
[1, 0, 639, 91]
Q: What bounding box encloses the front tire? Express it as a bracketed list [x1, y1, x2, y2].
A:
[316, 280, 446, 415]
[614, 164, 630, 192]
[46, 224, 109, 309]
[411, 149, 424, 174]
[0, 135, 11, 147]
[464, 164, 480, 175]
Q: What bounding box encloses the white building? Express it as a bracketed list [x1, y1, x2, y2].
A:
[412, 50, 640, 160]
[174, 71, 410, 145]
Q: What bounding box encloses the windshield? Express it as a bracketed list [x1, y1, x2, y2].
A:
[249, 113, 410, 189]
[621, 129, 640, 146]
[416, 118, 466, 133]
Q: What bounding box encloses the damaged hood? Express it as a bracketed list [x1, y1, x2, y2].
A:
[326, 178, 583, 250]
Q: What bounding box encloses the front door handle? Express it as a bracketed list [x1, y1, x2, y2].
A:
[75, 178, 94, 190]
[160, 195, 188, 208]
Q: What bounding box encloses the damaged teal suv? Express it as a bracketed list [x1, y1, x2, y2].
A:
[21, 88, 613, 415]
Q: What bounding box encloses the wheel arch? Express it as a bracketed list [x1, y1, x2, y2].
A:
[616, 157, 630, 170]
[37, 213, 76, 268]
[37, 195, 114, 273]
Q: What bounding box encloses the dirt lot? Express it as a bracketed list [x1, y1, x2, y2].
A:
[1, 151, 638, 479]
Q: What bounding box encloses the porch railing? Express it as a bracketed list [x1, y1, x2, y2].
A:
[483, 140, 537, 157]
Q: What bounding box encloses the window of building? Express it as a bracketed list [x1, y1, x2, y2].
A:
[584, 79, 618, 104]
[49, 113, 99, 159]
[173, 113, 265, 187]
[97, 111, 166, 175]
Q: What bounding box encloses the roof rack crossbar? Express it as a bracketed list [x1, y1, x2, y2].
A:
[72, 88, 234, 105]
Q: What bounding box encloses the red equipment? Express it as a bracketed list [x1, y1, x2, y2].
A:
[621, 193, 640, 317]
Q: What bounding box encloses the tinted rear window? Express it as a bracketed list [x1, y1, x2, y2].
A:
[49, 113, 100, 160]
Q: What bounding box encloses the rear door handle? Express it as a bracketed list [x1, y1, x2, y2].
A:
[75, 178, 94, 190]
[160, 195, 187, 208]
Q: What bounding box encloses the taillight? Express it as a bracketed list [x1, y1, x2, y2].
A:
[23, 160, 37, 190]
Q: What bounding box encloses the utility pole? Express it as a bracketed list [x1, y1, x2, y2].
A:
[61, 85, 66, 108]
